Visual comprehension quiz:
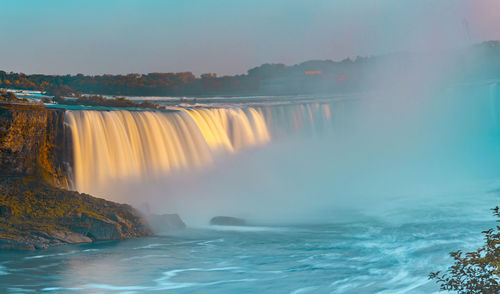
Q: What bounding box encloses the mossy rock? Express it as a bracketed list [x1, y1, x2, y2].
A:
[0, 177, 152, 250]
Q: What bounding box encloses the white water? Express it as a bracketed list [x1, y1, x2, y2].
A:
[65, 108, 271, 194]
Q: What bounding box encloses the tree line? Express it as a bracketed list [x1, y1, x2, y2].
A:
[1, 41, 499, 97]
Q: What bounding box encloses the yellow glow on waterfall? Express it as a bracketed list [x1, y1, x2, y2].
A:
[176, 108, 270, 152]
[65, 108, 271, 193]
[322, 104, 331, 120]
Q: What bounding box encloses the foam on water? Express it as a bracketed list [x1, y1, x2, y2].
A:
[0, 203, 496, 293]
[0, 265, 8, 275]
[202, 225, 289, 232]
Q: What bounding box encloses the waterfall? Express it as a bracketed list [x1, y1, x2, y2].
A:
[65, 108, 271, 194]
[58, 86, 500, 223]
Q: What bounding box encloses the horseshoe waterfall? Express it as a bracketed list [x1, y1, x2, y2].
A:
[64, 108, 272, 194]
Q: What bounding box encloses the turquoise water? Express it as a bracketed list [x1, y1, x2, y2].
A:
[0, 191, 497, 294]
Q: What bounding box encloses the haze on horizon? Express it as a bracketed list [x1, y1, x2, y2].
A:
[1, 0, 500, 76]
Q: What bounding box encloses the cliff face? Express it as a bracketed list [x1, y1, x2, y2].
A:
[0, 102, 153, 250]
[0, 103, 69, 187]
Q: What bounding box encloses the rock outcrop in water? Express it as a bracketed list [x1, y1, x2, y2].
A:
[146, 213, 186, 233]
[210, 216, 246, 226]
[0, 177, 152, 250]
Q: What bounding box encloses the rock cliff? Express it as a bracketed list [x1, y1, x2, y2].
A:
[0, 103, 69, 187]
[0, 101, 153, 250]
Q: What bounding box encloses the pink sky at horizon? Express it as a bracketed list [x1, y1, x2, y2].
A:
[465, 0, 500, 42]
[0, 0, 499, 76]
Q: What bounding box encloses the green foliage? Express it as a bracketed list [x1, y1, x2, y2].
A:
[53, 94, 164, 109]
[44, 84, 76, 97]
[430, 207, 500, 293]
[0, 177, 147, 240]
[247, 63, 286, 78]
[0, 90, 28, 103]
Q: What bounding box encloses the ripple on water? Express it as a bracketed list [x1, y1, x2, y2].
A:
[0, 209, 495, 294]
[65, 267, 260, 292]
[6, 288, 36, 293]
[0, 265, 8, 275]
[290, 286, 320, 294]
[24, 250, 78, 260]
[133, 243, 167, 250]
[121, 254, 170, 262]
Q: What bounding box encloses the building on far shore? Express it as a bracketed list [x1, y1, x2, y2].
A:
[304, 70, 322, 76]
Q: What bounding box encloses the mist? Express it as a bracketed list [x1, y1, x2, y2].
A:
[75, 81, 500, 226]
[50, 0, 500, 227]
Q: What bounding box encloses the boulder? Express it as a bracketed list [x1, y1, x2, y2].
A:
[210, 216, 246, 226]
[0, 236, 48, 250]
[69, 213, 123, 241]
[48, 230, 92, 244]
[147, 213, 186, 233]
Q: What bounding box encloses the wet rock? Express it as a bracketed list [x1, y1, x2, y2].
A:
[0, 205, 12, 218]
[0, 230, 93, 250]
[147, 213, 186, 233]
[0, 237, 44, 250]
[69, 213, 123, 241]
[210, 216, 246, 226]
[48, 230, 92, 243]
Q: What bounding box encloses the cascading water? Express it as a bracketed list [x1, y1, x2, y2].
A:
[64, 103, 334, 197]
[176, 107, 270, 152]
[64, 108, 271, 194]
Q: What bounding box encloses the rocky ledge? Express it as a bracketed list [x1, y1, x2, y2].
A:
[0, 177, 153, 250]
[147, 213, 186, 233]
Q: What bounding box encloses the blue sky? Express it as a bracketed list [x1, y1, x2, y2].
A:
[1, 0, 499, 75]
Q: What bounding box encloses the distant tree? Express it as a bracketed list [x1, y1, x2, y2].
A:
[1, 41, 500, 96]
[201, 73, 217, 79]
[247, 63, 286, 79]
[430, 207, 500, 293]
[44, 84, 75, 98]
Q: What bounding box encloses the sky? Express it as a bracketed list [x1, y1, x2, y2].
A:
[1, 0, 500, 76]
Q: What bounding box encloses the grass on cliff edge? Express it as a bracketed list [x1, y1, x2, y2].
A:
[0, 176, 149, 240]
